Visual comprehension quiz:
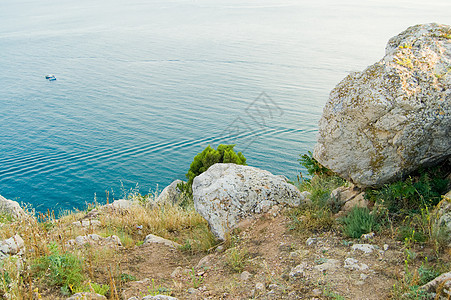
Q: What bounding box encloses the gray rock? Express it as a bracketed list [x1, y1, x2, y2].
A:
[103, 199, 136, 210]
[196, 254, 215, 269]
[306, 237, 317, 246]
[193, 163, 305, 240]
[72, 219, 102, 227]
[66, 292, 106, 300]
[187, 288, 198, 294]
[313, 259, 340, 272]
[434, 191, 451, 244]
[351, 244, 376, 254]
[67, 234, 122, 248]
[361, 232, 375, 240]
[420, 271, 451, 299]
[143, 234, 182, 249]
[290, 262, 307, 277]
[313, 23, 451, 188]
[171, 266, 183, 278]
[0, 234, 25, 256]
[255, 282, 266, 291]
[0, 195, 25, 219]
[142, 296, 178, 300]
[240, 271, 252, 281]
[344, 258, 369, 271]
[155, 180, 184, 205]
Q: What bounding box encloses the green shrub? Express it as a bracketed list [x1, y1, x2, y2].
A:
[365, 166, 449, 216]
[299, 151, 333, 177]
[225, 247, 248, 273]
[180, 144, 247, 196]
[32, 243, 85, 295]
[341, 207, 379, 238]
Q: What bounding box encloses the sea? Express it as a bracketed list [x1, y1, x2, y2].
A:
[0, 0, 450, 214]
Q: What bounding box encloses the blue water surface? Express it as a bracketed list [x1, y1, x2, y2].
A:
[0, 0, 450, 213]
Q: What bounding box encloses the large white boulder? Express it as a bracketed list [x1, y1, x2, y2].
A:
[193, 163, 304, 240]
[314, 23, 451, 187]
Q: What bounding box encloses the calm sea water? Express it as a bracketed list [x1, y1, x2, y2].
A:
[0, 0, 449, 213]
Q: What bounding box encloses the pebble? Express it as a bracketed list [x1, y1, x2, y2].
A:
[240, 271, 252, 281]
[306, 237, 317, 246]
[255, 282, 265, 291]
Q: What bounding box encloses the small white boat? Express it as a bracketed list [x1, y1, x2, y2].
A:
[45, 74, 56, 81]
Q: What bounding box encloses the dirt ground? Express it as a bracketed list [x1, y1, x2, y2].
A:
[109, 210, 448, 300]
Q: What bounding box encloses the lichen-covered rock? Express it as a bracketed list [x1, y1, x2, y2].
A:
[0, 195, 25, 219]
[66, 292, 107, 300]
[433, 190, 451, 245]
[0, 234, 25, 258]
[314, 23, 451, 187]
[421, 271, 451, 299]
[143, 234, 181, 249]
[193, 163, 304, 240]
[155, 180, 184, 205]
[66, 234, 122, 248]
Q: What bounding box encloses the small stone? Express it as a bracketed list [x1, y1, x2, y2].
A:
[142, 296, 178, 300]
[312, 288, 322, 297]
[268, 284, 280, 291]
[196, 254, 215, 269]
[187, 288, 198, 294]
[306, 237, 317, 246]
[72, 219, 101, 227]
[344, 258, 369, 271]
[255, 282, 265, 291]
[143, 234, 182, 249]
[360, 273, 368, 280]
[351, 244, 375, 254]
[215, 245, 224, 253]
[313, 259, 340, 272]
[383, 244, 389, 251]
[290, 262, 307, 277]
[240, 271, 252, 281]
[361, 232, 375, 240]
[66, 292, 106, 299]
[0, 234, 25, 256]
[171, 266, 183, 278]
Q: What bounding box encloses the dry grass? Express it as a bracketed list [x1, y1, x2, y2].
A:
[0, 193, 216, 299]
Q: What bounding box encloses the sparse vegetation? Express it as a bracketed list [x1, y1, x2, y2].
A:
[341, 207, 380, 238]
[225, 247, 249, 273]
[0, 150, 449, 299]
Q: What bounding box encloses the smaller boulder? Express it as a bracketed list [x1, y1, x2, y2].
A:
[72, 219, 102, 228]
[66, 292, 106, 300]
[143, 234, 181, 249]
[67, 234, 122, 248]
[193, 163, 305, 240]
[420, 271, 451, 300]
[0, 195, 25, 219]
[433, 191, 451, 243]
[155, 180, 184, 205]
[331, 185, 368, 216]
[0, 234, 25, 257]
[102, 199, 137, 211]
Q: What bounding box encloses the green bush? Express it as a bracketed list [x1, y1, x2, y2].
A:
[365, 166, 449, 215]
[181, 144, 247, 195]
[341, 207, 379, 238]
[299, 151, 333, 177]
[32, 243, 85, 295]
